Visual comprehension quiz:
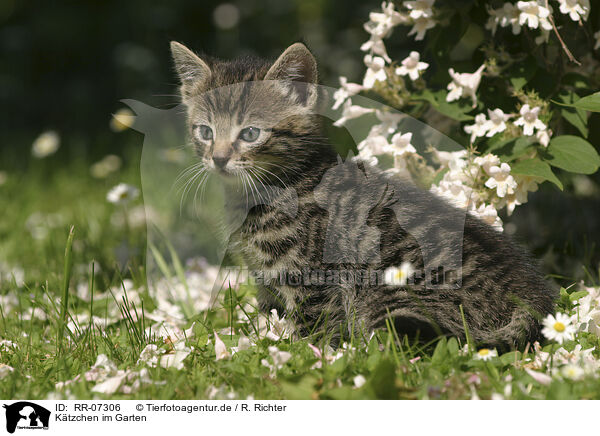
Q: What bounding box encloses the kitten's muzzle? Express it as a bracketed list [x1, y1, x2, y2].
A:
[212, 155, 230, 170]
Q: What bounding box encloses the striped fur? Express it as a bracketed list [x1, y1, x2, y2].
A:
[171, 42, 556, 350]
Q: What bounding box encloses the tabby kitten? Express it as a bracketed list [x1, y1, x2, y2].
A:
[170, 41, 556, 349]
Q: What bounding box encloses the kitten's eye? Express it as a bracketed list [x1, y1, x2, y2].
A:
[194, 124, 213, 141]
[239, 127, 261, 142]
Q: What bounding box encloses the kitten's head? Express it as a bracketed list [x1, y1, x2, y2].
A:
[171, 42, 326, 184]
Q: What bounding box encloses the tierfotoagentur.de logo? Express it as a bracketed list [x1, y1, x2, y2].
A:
[2, 402, 50, 433]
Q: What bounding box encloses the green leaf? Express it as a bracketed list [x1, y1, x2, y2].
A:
[412, 90, 474, 121]
[571, 91, 600, 112]
[368, 358, 398, 399]
[510, 158, 563, 190]
[500, 351, 522, 365]
[545, 135, 600, 175]
[569, 290, 589, 302]
[557, 91, 588, 137]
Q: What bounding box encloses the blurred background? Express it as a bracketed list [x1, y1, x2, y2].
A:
[0, 0, 598, 291]
[0, 0, 376, 166]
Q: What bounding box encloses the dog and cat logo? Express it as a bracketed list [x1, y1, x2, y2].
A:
[2, 402, 50, 433]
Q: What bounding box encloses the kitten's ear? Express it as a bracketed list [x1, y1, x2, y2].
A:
[265, 43, 318, 106]
[170, 41, 211, 96]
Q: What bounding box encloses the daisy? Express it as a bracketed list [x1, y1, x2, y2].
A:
[475, 348, 498, 361]
[542, 312, 576, 344]
[110, 108, 136, 132]
[514, 104, 546, 136]
[106, 183, 139, 205]
[560, 364, 585, 380]
[353, 374, 367, 388]
[384, 262, 415, 286]
[395, 51, 428, 81]
[32, 130, 60, 158]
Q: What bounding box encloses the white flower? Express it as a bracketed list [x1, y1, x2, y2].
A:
[501, 3, 523, 34]
[432, 149, 467, 168]
[387, 132, 416, 156]
[332, 77, 365, 110]
[363, 55, 387, 88]
[353, 374, 367, 388]
[517, 1, 551, 29]
[231, 335, 253, 354]
[474, 154, 501, 176]
[261, 346, 292, 375]
[361, 38, 391, 63]
[525, 368, 552, 385]
[514, 104, 546, 136]
[363, 1, 406, 39]
[470, 203, 503, 231]
[32, 130, 60, 158]
[405, 0, 435, 19]
[357, 146, 379, 167]
[110, 108, 136, 132]
[259, 309, 293, 341]
[384, 262, 415, 286]
[484, 162, 517, 198]
[594, 31, 600, 50]
[556, 0, 590, 21]
[542, 312, 576, 344]
[486, 3, 522, 35]
[160, 341, 191, 369]
[107, 183, 139, 205]
[214, 332, 231, 360]
[446, 64, 485, 108]
[536, 128, 551, 147]
[464, 114, 489, 143]
[358, 131, 390, 156]
[0, 364, 14, 379]
[91, 155, 122, 179]
[484, 108, 511, 137]
[138, 344, 163, 367]
[333, 100, 375, 127]
[91, 372, 128, 394]
[474, 348, 498, 361]
[431, 180, 473, 209]
[407, 16, 436, 41]
[560, 364, 585, 380]
[395, 51, 428, 81]
[497, 178, 536, 216]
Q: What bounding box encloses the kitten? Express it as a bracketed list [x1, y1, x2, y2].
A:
[170, 41, 556, 349]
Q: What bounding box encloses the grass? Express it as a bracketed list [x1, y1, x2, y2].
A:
[1, 152, 600, 400]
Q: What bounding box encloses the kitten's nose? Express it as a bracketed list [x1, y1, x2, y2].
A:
[212, 155, 230, 169]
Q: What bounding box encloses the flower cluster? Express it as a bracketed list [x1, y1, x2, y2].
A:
[330, 0, 598, 231]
